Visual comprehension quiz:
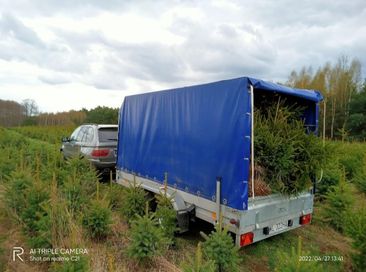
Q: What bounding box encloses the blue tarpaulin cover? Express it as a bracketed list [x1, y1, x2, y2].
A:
[117, 77, 323, 210]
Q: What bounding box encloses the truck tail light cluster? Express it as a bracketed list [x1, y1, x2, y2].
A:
[240, 232, 254, 247]
[299, 214, 312, 225]
[91, 149, 110, 157]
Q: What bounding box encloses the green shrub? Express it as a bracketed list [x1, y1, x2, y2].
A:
[58, 157, 98, 203]
[62, 175, 89, 214]
[346, 208, 366, 270]
[48, 176, 74, 248]
[4, 167, 53, 249]
[64, 157, 99, 183]
[316, 141, 366, 197]
[127, 204, 168, 263]
[254, 102, 326, 195]
[181, 242, 216, 272]
[27, 214, 52, 249]
[0, 128, 94, 253]
[0, 147, 18, 179]
[21, 180, 50, 235]
[201, 222, 239, 272]
[155, 205, 177, 244]
[353, 155, 366, 193]
[274, 236, 324, 272]
[21, 178, 52, 249]
[82, 197, 112, 240]
[62, 156, 95, 176]
[316, 158, 342, 198]
[13, 125, 75, 145]
[322, 172, 353, 232]
[337, 143, 365, 180]
[155, 183, 178, 245]
[121, 177, 146, 222]
[22, 190, 53, 248]
[102, 182, 126, 211]
[4, 169, 33, 215]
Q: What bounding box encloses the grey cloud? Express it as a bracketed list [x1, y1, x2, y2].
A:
[115, 43, 187, 83]
[0, 0, 175, 18]
[238, 0, 366, 28]
[0, 0, 365, 94]
[177, 21, 277, 79]
[0, 11, 278, 90]
[239, 24, 258, 37]
[218, 24, 238, 39]
[0, 14, 90, 74]
[0, 0, 124, 16]
[169, 18, 269, 81]
[0, 13, 45, 47]
[101, 21, 277, 86]
[38, 74, 72, 85]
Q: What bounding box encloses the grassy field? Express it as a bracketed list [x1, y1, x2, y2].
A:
[0, 126, 365, 271]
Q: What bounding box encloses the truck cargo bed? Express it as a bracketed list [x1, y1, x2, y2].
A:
[117, 170, 313, 246]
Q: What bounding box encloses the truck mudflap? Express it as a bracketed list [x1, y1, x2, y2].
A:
[235, 192, 314, 247]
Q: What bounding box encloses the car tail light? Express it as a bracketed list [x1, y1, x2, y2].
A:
[299, 214, 312, 225]
[240, 232, 254, 247]
[91, 149, 109, 157]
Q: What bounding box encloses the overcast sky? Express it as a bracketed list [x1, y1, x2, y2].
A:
[0, 0, 365, 112]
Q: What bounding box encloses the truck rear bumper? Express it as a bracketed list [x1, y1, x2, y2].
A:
[89, 159, 116, 169]
[237, 193, 313, 246]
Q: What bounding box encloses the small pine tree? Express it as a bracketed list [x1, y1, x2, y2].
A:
[353, 155, 366, 193]
[4, 168, 32, 215]
[121, 176, 146, 222]
[181, 242, 216, 272]
[48, 173, 72, 247]
[322, 170, 353, 232]
[82, 184, 112, 240]
[21, 178, 50, 235]
[29, 173, 72, 250]
[19, 175, 52, 249]
[201, 219, 239, 272]
[316, 148, 342, 199]
[346, 208, 366, 270]
[155, 174, 178, 245]
[127, 203, 168, 263]
[104, 181, 125, 211]
[62, 175, 87, 214]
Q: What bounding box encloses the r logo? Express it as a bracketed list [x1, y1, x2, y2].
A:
[12, 247, 24, 262]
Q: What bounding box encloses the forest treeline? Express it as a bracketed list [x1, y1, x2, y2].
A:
[1, 55, 365, 140]
[0, 99, 118, 127]
[287, 56, 365, 140]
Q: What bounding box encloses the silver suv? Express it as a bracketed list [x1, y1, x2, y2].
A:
[61, 124, 118, 174]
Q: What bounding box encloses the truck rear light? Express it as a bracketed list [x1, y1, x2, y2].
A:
[229, 218, 240, 227]
[91, 149, 110, 157]
[299, 214, 312, 225]
[240, 232, 254, 247]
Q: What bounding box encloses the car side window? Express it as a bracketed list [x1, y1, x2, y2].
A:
[70, 127, 81, 141]
[76, 127, 86, 142]
[85, 127, 94, 143]
[81, 126, 94, 143]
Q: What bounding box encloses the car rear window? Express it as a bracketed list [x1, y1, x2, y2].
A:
[98, 127, 118, 142]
